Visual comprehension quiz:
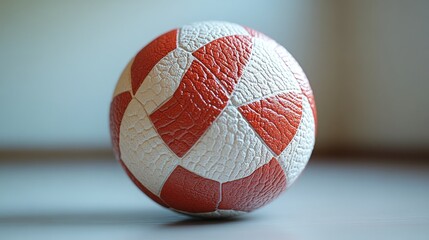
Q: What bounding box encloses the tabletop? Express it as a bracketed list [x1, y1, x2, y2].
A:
[1, 155, 428, 240]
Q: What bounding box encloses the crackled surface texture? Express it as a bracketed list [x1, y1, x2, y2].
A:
[218, 158, 287, 212]
[178, 21, 249, 52]
[131, 29, 178, 94]
[278, 97, 316, 187]
[230, 38, 300, 106]
[193, 35, 252, 94]
[135, 49, 193, 115]
[238, 92, 303, 156]
[109, 21, 316, 217]
[110, 91, 132, 160]
[161, 166, 220, 213]
[149, 60, 229, 158]
[182, 106, 273, 183]
[119, 99, 179, 195]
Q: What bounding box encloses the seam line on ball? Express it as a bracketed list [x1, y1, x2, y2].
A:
[233, 104, 278, 158]
[233, 89, 302, 108]
[192, 57, 231, 97]
[132, 97, 181, 159]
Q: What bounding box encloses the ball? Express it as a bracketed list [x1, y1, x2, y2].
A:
[110, 21, 317, 218]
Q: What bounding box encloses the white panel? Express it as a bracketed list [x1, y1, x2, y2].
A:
[178, 21, 249, 52]
[181, 105, 274, 183]
[134, 49, 192, 115]
[119, 99, 179, 195]
[278, 97, 315, 187]
[113, 58, 133, 97]
[231, 38, 300, 107]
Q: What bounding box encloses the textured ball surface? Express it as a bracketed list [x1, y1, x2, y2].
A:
[110, 21, 317, 218]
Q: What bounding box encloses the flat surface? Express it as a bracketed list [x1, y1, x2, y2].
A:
[1, 156, 428, 240]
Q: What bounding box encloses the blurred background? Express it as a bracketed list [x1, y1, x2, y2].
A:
[1, 0, 428, 156]
[1, 1, 429, 239]
[1, 0, 429, 155]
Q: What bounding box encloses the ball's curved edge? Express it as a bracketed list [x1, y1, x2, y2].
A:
[118, 159, 170, 208]
[109, 21, 317, 218]
[174, 209, 247, 219]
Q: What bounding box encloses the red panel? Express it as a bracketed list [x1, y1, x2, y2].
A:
[274, 45, 318, 130]
[238, 92, 303, 156]
[160, 166, 220, 213]
[131, 29, 177, 94]
[149, 61, 229, 157]
[218, 158, 286, 212]
[109, 91, 132, 160]
[119, 160, 169, 208]
[193, 35, 253, 94]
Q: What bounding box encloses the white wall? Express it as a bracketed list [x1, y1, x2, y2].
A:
[0, 0, 337, 149]
[3, 0, 427, 151]
[338, 0, 429, 149]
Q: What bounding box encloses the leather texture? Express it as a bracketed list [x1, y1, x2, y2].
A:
[218, 158, 286, 211]
[230, 37, 300, 107]
[181, 105, 273, 183]
[131, 29, 177, 94]
[110, 21, 316, 218]
[238, 92, 303, 156]
[193, 35, 252, 94]
[160, 166, 221, 213]
[109, 91, 132, 160]
[149, 60, 229, 158]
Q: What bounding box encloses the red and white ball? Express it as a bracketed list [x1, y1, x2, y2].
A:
[110, 21, 317, 218]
